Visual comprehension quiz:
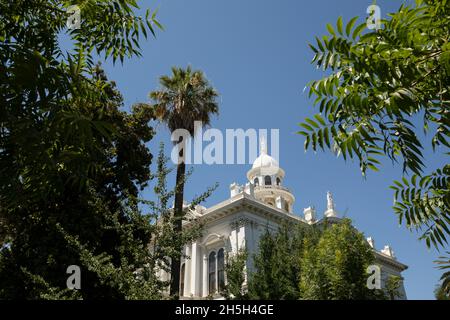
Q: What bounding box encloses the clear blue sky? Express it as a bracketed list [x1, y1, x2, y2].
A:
[93, 0, 446, 299]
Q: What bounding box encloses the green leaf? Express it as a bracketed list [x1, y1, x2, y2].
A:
[411, 175, 417, 186]
[326, 23, 336, 36]
[297, 131, 309, 137]
[314, 114, 326, 126]
[305, 118, 320, 129]
[402, 176, 409, 187]
[324, 127, 331, 148]
[346, 16, 359, 37]
[316, 37, 325, 51]
[305, 135, 311, 150]
[352, 22, 366, 40]
[309, 43, 318, 53]
[337, 16, 343, 35]
[300, 123, 314, 132]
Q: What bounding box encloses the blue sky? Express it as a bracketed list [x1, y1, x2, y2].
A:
[92, 0, 447, 299]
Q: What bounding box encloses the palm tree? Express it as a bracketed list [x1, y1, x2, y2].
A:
[150, 66, 219, 298]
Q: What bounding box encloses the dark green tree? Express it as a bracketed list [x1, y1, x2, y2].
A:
[436, 252, 450, 295]
[298, 0, 449, 292]
[434, 282, 450, 300]
[248, 223, 318, 300]
[149, 66, 219, 298]
[0, 64, 157, 298]
[53, 143, 212, 299]
[247, 228, 277, 299]
[248, 219, 385, 300]
[0, 0, 166, 299]
[385, 275, 402, 300]
[300, 220, 383, 300]
[222, 248, 248, 300]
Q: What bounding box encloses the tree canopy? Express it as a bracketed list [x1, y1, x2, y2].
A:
[0, 1, 218, 300]
[0, 0, 172, 299]
[298, 0, 449, 294]
[246, 220, 386, 300]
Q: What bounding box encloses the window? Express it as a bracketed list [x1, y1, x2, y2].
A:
[276, 177, 281, 186]
[209, 251, 216, 294]
[253, 178, 259, 186]
[180, 263, 185, 295]
[284, 202, 289, 212]
[217, 249, 225, 292]
[208, 248, 226, 295]
[264, 175, 271, 185]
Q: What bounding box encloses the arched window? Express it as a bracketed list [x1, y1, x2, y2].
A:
[217, 249, 225, 292]
[180, 263, 185, 295]
[253, 178, 259, 186]
[209, 251, 216, 294]
[264, 175, 271, 185]
[276, 177, 281, 186]
[284, 202, 289, 212]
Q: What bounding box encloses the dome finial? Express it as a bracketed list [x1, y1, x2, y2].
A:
[260, 135, 267, 155]
[327, 191, 335, 210]
[324, 191, 338, 218]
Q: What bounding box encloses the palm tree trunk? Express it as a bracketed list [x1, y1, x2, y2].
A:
[170, 138, 186, 298]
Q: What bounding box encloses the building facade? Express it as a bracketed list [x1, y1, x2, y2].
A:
[158, 141, 408, 299]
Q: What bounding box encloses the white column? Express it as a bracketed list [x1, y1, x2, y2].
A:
[183, 244, 191, 297]
[230, 228, 237, 254]
[238, 224, 247, 285]
[247, 222, 255, 272]
[202, 253, 208, 297]
[190, 241, 199, 296]
[238, 224, 246, 250]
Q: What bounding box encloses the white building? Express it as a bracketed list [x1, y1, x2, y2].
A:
[159, 141, 408, 299]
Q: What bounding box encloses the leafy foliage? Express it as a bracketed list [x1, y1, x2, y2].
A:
[434, 280, 450, 300]
[299, 0, 449, 286]
[0, 64, 157, 298]
[299, 220, 384, 300]
[248, 223, 314, 299]
[435, 251, 450, 296]
[0, 0, 161, 239]
[390, 167, 450, 249]
[150, 66, 219, 135]
[0, 0, 169, 299]
[248, 219, 385, 300]
[52, 143, 210, 300]
[385, 275, 403, 300]
[222, 248, 248, 300]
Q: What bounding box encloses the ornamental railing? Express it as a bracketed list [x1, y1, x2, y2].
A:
[254, 185, 291, 193]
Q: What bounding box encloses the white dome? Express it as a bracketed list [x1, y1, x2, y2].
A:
[252, 136, 279, 169]
[252, 153, 279, 169]
[247, 137, 284, 178]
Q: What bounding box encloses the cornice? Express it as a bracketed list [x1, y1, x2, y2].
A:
[375, 251, 408, 272]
